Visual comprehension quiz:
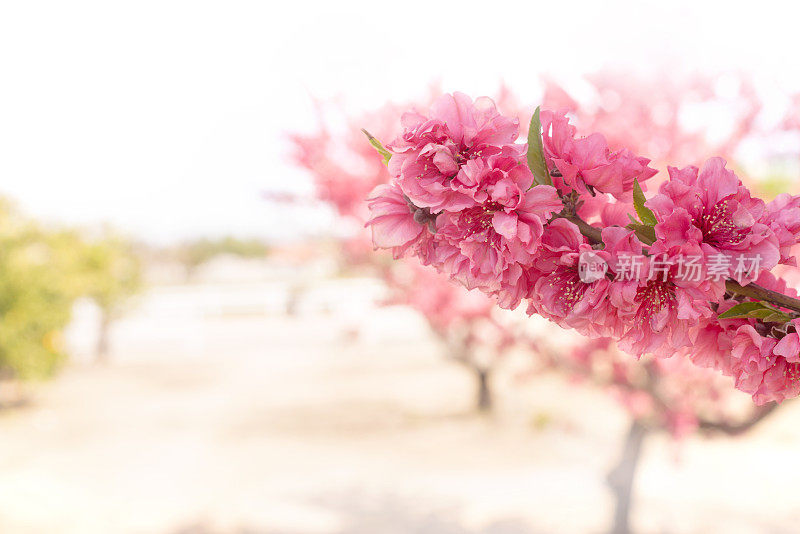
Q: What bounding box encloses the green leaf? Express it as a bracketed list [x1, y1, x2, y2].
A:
[632, 179, 657, 226]
[719, 301, 768, 319]
[718, 301, 792, 323]
[625, 222, 656, 245]
[762, 312, 793, 323]
[527, 107, 552, 187]
[361, 129, 391, 165]
[746, 309, 777, 320]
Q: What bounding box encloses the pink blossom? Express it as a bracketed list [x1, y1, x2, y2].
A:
[730, 326, 776, 396]
[754, 359, 800, 405]
[723, 271, 800, 403]
[763, 193, 800, 265]
[728, 325, 800, 404]
[387, 92, 521, 213]
[365, 182, 434, 261]
[684, 299, 747, 375]
[602, 227, 645, 321]
[528, 219, 612, 335]
[540, 109, 657, 200]
[607, 226, 721, 358]
[648, 158, 780, 281]
[433, 178, 562, 308]
[450, 145, 533, 202]
[773, 321, 800, 366]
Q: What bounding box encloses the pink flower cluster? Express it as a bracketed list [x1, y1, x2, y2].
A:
[540, 109, 657, 200]
[368, 93, 563, 309]
[366, 93, 800, 405]
[689, 273, 800, 404]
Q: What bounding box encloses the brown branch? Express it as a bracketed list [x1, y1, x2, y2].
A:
[563, 215, 603, 244]
[533, 342, 779, 438]
[697, 402, 780, 436]
[725, 280, 800, 313]
[643, 360, 781, 437]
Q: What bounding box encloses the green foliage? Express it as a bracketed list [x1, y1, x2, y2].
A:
[361, 129, 391, 165]
[76, 233, 143, 316]
[625, 215, 657, 245]
[526, 107, 552, 187]
[0, 200, 143, 379]
[632, 179, 657, 226]
[0, 203, 77, 378]
[718, 301, 792, 323]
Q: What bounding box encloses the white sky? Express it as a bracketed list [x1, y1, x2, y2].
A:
[1, 0, 799, 244]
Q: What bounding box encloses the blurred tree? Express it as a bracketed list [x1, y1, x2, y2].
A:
[74, 233, 142, 363]
[0, 200, 83, 379]
[0, 197, 143, 379]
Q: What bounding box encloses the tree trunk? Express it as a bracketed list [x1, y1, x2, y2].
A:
[96, 311, 110, 364]
[607, 419, 648, 534]
[476, 367, 492, 412]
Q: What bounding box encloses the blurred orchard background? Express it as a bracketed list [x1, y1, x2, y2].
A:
[2, 1, 800, 533]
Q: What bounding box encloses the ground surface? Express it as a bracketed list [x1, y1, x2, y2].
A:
[0, 278, 799, 533]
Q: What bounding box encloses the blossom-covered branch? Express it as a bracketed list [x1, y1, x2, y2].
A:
[554, 211, 800, 314]
[365, 92, 800, 405]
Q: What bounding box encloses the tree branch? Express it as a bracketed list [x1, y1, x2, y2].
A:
[725, 280, 800, 314]
[563, 214, 603, 244]
[697, 403, 780, 436]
